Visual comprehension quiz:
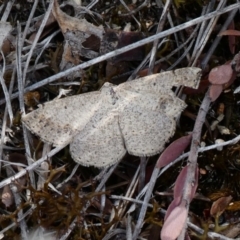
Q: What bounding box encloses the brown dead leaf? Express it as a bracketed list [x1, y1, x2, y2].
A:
[210, 195, 232, 218]
[52, 0, 103, 60]
[28, 12, 58, 42]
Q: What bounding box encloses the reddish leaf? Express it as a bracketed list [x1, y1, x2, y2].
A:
[156, 134, 192, 169]
[210, 195, 233, 217]
[173, 166, 199, 201]
[218, 29, 240, 36]
[208, 64, 233, 85]
[209, 84, 223, 102]
[164, 198, 180, 221]
[174, 166, 188, 201]
[161, 201, 188, 240]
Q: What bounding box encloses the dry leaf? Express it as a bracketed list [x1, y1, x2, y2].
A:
[52, 0, 103, 60]
[22, 67, 201, 168]
[210, 195, 232, 218]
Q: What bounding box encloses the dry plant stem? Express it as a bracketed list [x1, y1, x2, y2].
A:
[0, 52, 13, 122]
[191, 0, 227, 67]
[33, 30, 61, 70]
[167, 38, 195, 70]
[1, 0, 15, 21]
[161, 134, 240, 177]
[17, 22, 36, 187]
[126, 215, 133, 239]
[132, 166, 160, 240]
[102, 229, 126, 240]
[119, 0, 150, 17]
[155, 26, 198, 66]
[5, 167, 28, 239]
[128, 39, 168, 81]
[119, 0, 141, 29]
[201, 8, 238, 70]
[86, 0, 99, 9]
[0, 2, 239, 105]
[192, 5, 208, 58]
[56, 164, 80, 189]
[0, 145, 67, 189]
[21, 0, 39, 51]
[0, 68, 15, 170]
[188, 222, 233, 240]
[22, 0, 54, 85]
[178, 89, 211, 240]
[148, 0, 171, 74]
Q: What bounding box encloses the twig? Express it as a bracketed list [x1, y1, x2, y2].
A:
[20, 0, 39, 52]
[191, 0, 227, 67]
[0, 0, 15, 21]
[22, 0, 54, 85]
[148, 0, 171, 74]
[0, 52, 13, 123]
[0, 145, 68, 189]
[178, 89, 211, 240]
[132, 166, 160, 239]
[201, 7, 239, 70]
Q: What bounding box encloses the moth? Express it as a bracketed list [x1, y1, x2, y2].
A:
[22, 67, 201, 168]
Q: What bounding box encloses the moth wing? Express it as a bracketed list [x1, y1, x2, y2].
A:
[119, 104, 176, 157]
[22, 91, 100, 146]
[115, 67, 201, 94]
[70, 110, 126, 168]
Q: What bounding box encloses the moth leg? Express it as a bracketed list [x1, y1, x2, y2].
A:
[22, 91, 100, 146]
[70, 111, 126, 168]
[119, 105, 175, 157]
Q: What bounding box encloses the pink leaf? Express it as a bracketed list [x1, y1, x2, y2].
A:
[156, 134, 192, 169]
[161, 202, 188, 240]
[218, 29, 240, 36]
[164, 198, 180, 221]
[208, 64, 233, 85]
[174, 166, 188, 200]
[209, 84, 223, 102]
[173, 165, 198, 201]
